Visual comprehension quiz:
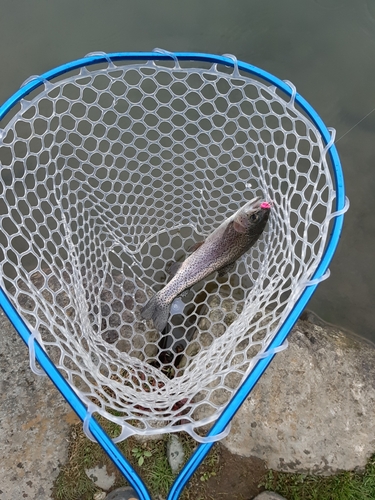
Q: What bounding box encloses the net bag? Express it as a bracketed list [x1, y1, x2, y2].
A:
[0, 51, 346, 443]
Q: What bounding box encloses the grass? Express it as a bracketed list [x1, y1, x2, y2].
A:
[53, 424, 104, 500]
[261, 455, 375, 500]
[52, 415, 219, 500]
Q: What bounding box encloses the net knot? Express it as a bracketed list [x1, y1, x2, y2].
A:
[283, 79, 297, 106]
[83, 403, 99, 442]
[153, 48, 180, 69]
[222, 53, 240, 77]
[322, 127, 336, 157]
[301, 269, 331, 287]
[255, 340, 289, 360]
[20, 74, 53, 92]
[190, 422, 232, 443]
[84, 51, 116, 70]
[326, 196, 350, 222]
[27, 332, 47, 377]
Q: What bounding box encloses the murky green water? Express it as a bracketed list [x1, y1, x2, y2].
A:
[0, 0, 374, 340]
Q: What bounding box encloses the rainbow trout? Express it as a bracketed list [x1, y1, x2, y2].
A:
[141, 197, 271, 332]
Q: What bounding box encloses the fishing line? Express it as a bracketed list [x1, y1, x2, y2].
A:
[336, 106, 375, 142]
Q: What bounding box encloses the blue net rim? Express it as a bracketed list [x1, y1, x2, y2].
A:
[0, 51, 346, 500]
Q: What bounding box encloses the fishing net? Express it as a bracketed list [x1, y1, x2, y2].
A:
[0, 53, 337, 441]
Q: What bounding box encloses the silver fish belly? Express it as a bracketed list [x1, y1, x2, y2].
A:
[141, 197, 271, 332]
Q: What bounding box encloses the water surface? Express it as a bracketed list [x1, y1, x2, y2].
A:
[0, 0, 374, 339]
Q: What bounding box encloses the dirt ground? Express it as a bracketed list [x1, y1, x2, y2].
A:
[107, 442, 267, 500]
[202, 446, 267, 500]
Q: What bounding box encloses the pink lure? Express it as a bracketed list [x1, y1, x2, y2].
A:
[260, 201, 272, 209]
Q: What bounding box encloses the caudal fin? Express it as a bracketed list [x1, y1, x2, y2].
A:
[141, 293, 171, 332]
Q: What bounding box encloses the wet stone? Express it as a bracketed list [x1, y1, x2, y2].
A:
[199, 332, 214, 348]
[122, 310, 135, 323]
[101, 304, 111, 316]
[208, 308, 224, 322]
[116, 339, 131, 352]
[65, 306, 76, 319]
[123, 279, 135, 293]
[134, 321, 146, 333]
[224, 312, 237, 326]
[113, 284, 123, 299]
[132, 334, 145, 349]
[135, 289, 147, 304]
[236, 302, 244, 314]
[222, 297, 235, 312]
[17, 292, 35, 311]
[124, 295, 135, 310]
[101, 289, 113, 302]
[101, 330, 119, 344]
[211, 322, 225, 337]
[207, 295, 221, 308]
[112, 299, 124, 312]
[41, 289, 53, 303]
[120, 324, 133, 338]
[104, 274, 113, 288]
[109, 313, 121, 328]
[56, 291, 71, 309]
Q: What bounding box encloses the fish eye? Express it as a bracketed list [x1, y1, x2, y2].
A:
[249, 213, 259, 222]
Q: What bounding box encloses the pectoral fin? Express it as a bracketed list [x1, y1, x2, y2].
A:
[217, 262, 236, 277]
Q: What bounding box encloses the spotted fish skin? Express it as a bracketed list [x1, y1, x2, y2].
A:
[141, 197, 271, 331]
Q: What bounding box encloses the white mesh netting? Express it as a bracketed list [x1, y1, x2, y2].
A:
[0, 55, 337, 441]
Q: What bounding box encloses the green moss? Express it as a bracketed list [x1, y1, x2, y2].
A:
[261, 455, 375, 500]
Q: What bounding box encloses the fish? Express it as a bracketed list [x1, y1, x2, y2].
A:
[141, 197, 271, 332]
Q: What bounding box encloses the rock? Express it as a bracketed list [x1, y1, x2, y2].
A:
[85, 464, 116, 491]
[94, 492, 107, 500]
[253, 492, 288, 500]
[222, 317, 375, 475]
[0, 310, 79, 500]
[105, 486, 138, 500]
[167, 434, 185, 473]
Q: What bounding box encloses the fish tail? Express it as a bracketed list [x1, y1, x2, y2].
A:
[141, 293, 171, 332]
